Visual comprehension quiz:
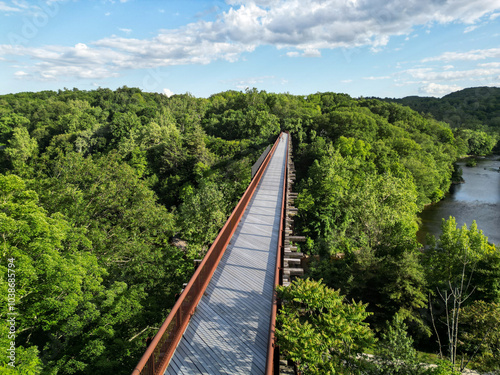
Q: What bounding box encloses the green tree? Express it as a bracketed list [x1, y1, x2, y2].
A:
[178, 180, 228, 248]
[374, 313, 422, 374]
[425, 217, 495, 291]
[459, 300, 500, 372]
[458, 129, 496, 156]
[425, 217, 497, 370]
[276, 278, 375, 374]
[30, 152, 191, 373]
[0, 174, 103, 374]
[0, 113, 30, 145]
[4, 127, 38, 173]
[296, 142, 419, 250]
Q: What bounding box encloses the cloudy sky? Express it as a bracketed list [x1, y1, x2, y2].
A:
[1, 0, 500, 98]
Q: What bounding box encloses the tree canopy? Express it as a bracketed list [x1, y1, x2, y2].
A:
[0, 87, 497, 374]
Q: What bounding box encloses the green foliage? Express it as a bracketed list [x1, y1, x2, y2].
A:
[425, 217, 499, 371]
[0, 87, 495, 374]
[364, 316, 463, 375]
[473, 248, 500, 303]
[4, 127, 38, 174]
[296, 142, 419, 249]
[424, 217, 496, 293]
[388, 87, 500, 128]
[459, 129, 497, 156]
[178, 180, 228, 248]
[276, 278, 375, 374]
[459, 300, 500, 372]
[465, 158, 477, 167]
[0, 174, 102, 373]
[203, 90, 280, 140]
[295, 140, 426, 331]
[373, 313, 421, 374]
[307, 243, 429, 337]
[387, 87, 500, 154]
[423, 361, 461, 375]
[0, 87, 288, 374]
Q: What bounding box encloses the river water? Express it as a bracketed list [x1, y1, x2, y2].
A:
[417, 155, 500, 247]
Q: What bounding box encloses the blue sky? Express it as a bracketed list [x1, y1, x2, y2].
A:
[1, 0, 500, 98]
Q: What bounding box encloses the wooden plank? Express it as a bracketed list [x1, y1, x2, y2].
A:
[284, 258, 302, 267]
[189, 310, 257, 373]
[284, 251, 303, 259]
[174, 343, 207, 374]
[195, 302, 268, 364]
[283, 268, 304, 276]
[288, 235, 306, 242]
[165, 357, 185, 375]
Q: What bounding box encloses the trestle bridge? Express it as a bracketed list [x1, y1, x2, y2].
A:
[132, 132, 304, 375]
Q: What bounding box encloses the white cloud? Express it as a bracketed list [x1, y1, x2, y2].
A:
[405, 66, 500, 81]
[478, 62, 500, 67]
[464, 25, 478, 33]
[226, 0, 281, 7]
[0, 43, 124, 79]
[303, 48, 321, 57]
[363, 76, 391, 80]
[1, 0, 66, 14]
[162, 88, 174, 97]
[75, 43, 88, 50]
[0, 1, 21, 12]
[341, 79, 353, 83]
[419, 83, 463, 97]
[285, 49, 320, 57]
[423, 48, 500, 62]
[119, 28, 132, 34]
[395, 63, 500, 96]
[14, 70, 29, 77]
[2, 0, 500, 81]
[12, 0, 29, 9]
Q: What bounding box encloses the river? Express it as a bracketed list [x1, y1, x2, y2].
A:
[417, 155, 500, 247]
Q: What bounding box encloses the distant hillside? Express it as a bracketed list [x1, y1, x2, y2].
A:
[384, 87, 500, 129]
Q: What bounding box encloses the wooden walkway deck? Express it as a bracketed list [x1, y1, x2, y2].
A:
[164, 134, 288, 375]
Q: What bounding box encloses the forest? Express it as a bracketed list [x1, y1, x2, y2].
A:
[385, 87, 500, 154]
[0, 87, 498, 374]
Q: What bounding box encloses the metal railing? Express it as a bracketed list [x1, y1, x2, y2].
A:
[252, 144, 272, 178]
[132, 133, 284, 375]
[265, 132, 289, 374]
